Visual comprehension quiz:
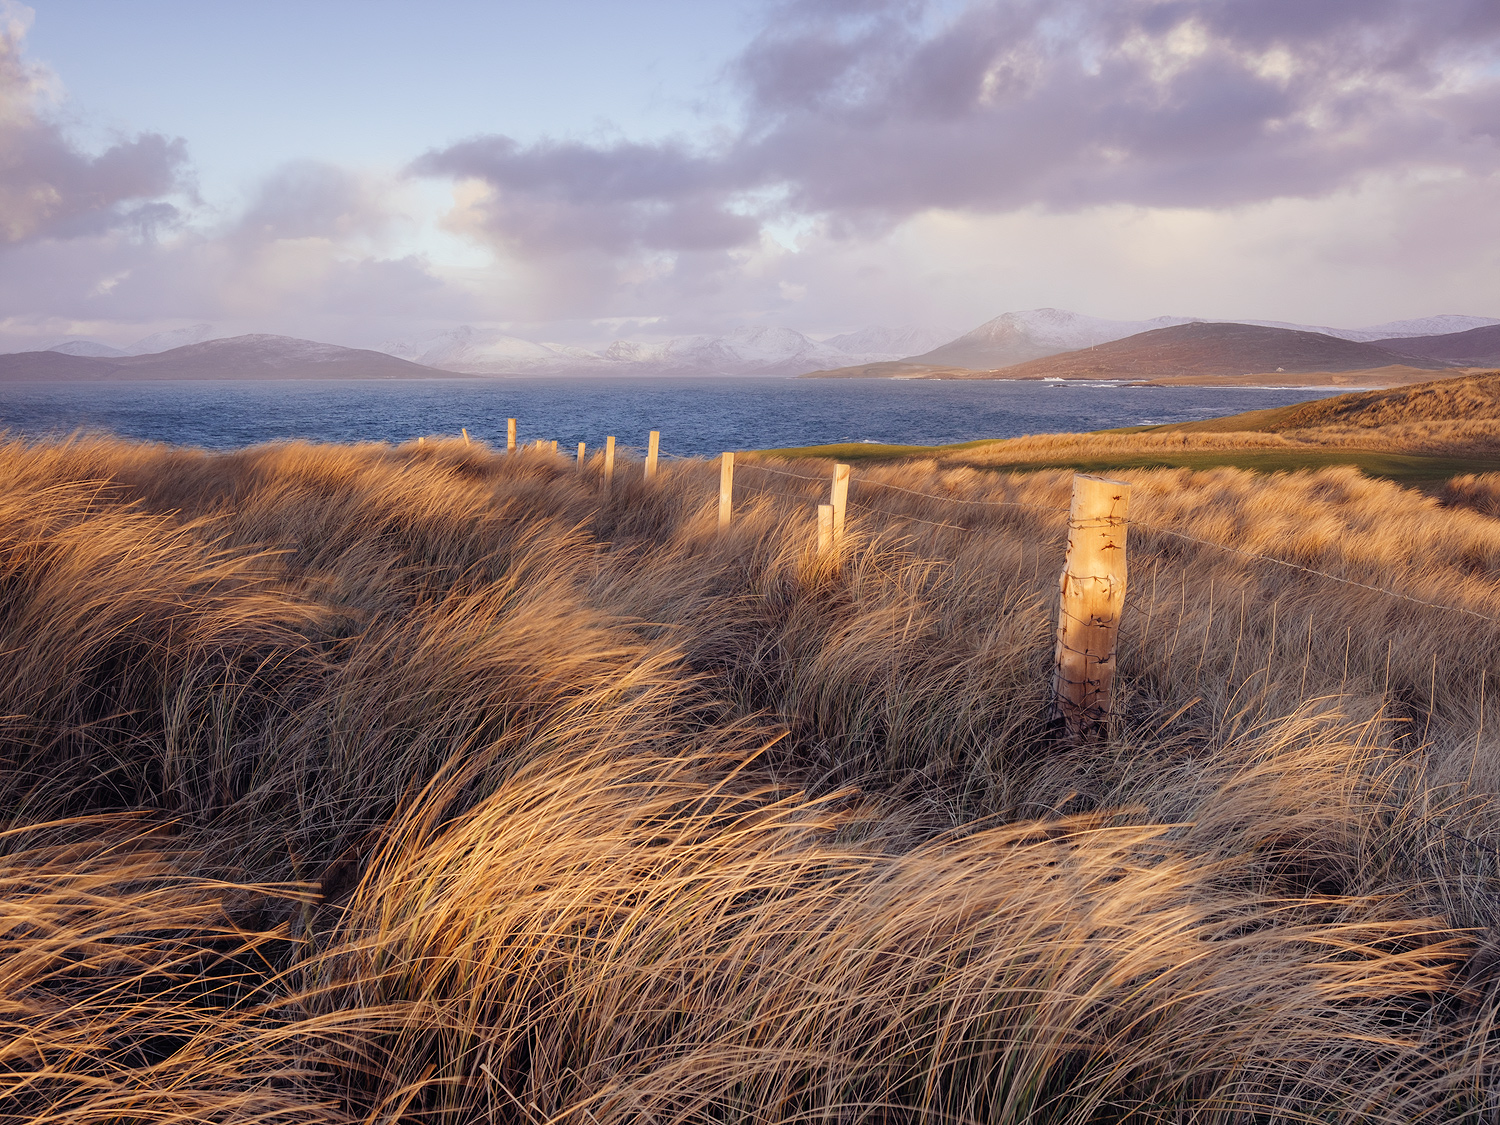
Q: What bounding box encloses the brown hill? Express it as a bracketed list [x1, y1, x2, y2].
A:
[1158, 371, 1500, 434]
[962, 322, 1452, 380]
[1372, 324, 1500, 366]
[0, 351, 117, 380]
[0, 334, 457, 381]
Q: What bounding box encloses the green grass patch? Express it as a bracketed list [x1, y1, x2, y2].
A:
[968, 449, 1500, 485]
[1096, 403, 1312, 435]
[753, 440, 997, 462]
[756, 442, 1500, 485]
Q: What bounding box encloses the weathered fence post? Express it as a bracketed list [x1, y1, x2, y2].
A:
[645, 431, 660, 481]
[550, 440, 557, 454]
[817, 504, 834, 556]
[1053, 474, 1131, 742]
[603, 436, 616, 493]
[830, 463, 850, 544]
[577, 442, 586, 469]
[507, 418, 516, 452]
[719, 452, 734, 529]
[462, 427, 471, 444]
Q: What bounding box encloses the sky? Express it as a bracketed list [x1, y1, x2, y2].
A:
[1, 0, 1498, 351]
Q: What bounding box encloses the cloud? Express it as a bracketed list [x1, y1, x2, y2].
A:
[0, 7, 480, 349]
[0, 3, 189, 246]
[415, 0, 1500, 258]
[738, 0, 1500, 217]
[412, 136, 759, 256]
[232, 160, 392, 245]
[0, 155, 476, 349]
[3, 0, 1497, 347]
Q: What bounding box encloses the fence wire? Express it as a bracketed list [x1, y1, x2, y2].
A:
[1129, 520, 1500, 626]
[727, 457, 1500, 628]
[642, 446, 1500, 856]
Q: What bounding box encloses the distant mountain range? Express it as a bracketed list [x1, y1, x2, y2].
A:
[1375, 324, 1500, 367]
[898, 310, 1500, 372]
[376, 324, 951, 377]
[3, 311, 1496, 383]
[44, 323, 221, 358]
[0, 335, 449, 382]
[966, 322, 1451, 381]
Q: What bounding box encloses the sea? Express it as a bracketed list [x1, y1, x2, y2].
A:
[0, 377, 1352, 456]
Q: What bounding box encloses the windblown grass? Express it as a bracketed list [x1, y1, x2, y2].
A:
[4, 432, 1500, 1122]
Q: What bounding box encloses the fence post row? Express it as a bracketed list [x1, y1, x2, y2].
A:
[1053, 474, 1130, 743]
[645, 431, 660, 481]
[489, 436, 1127, 744]
[719, 452, 734, 529]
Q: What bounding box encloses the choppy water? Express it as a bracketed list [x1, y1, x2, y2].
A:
[0, 377, 1350, 456]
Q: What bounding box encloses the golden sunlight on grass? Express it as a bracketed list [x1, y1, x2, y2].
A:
[3, 432, 1500, 1122]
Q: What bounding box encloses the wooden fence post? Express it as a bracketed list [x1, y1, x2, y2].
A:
[817, 504, 834, 556]
[1053, 474, 1131, 742]
[719, 452, 734, 529]
[831, 463, 850, 544]
[645, 430, 660, 481]
[507, 418, 516, 452]
[603, 436, 615, 493]
[577, 442, 586, 469]
[550, 440, 557, 454]
[462, 427, 470, 445]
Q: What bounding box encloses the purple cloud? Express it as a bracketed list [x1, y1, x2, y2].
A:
[412, 135, 759, 255]
[414, 0, 1500, 258]
[0, 14, 188, 246]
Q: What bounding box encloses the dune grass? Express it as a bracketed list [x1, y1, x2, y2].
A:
[3, 433, 1500, 1121]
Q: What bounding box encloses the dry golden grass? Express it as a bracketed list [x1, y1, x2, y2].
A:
[1442, 473, 1500, 518]
[4, 432, 1500, 1121]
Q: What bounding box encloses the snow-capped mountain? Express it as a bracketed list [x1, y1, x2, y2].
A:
[124, 323, 220, 355]
[376, 323, 934, 376]
[819, 325, 949, 356]
[626, 326, 865, 376]
[1244, 315, 1500, 342]
[32, 324, 223, 358]
[47, 339, 128, 358]
[379, 326, 583, 372]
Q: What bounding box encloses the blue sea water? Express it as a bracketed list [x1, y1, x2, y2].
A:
[0, 377, 1350, 456]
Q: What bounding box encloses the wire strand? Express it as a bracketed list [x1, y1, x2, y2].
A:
[1130, 520, 1500, 626]
[846, 499, 969, 532]
[703, 456, 1500, 627]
